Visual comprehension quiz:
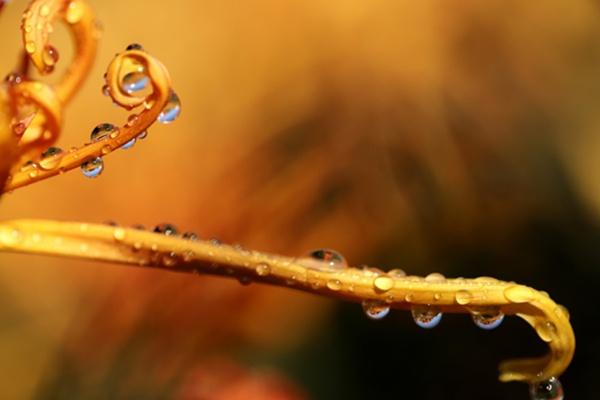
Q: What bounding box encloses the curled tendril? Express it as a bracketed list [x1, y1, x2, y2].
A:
[0, 219, 575, 384]
[3, 48, 174, 192]
[21, 0, 98, 104]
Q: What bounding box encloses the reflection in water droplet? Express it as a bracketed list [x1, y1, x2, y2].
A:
[157, 91, 181, 124]
[411, 306, 442, 329]
[153, 223, 178, 236]
[121, 70, 149, 94]
[362, 300, 390, 320]
[80, 157, 104, 178]
[471, 307, 504, 330]
[255, 263, 271, 276]
[90, 123, 117, 142]
[307, 248, 347, 269]
[121, 138, 136, 150]
[39, 147, 64, 170]
[529, 377, 564, 400]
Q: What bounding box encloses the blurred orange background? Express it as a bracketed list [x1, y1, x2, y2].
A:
[1, 0, 600, 398]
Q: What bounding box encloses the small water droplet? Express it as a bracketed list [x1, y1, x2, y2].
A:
[126, 43, 144, 51]
[373, 275, 394, 293]
[121, 137, 136, 150]
[153, 223, 178, 236]
[535, 321, 557, 343]
[255, 263, 271, 276]
[504, 285, 536, 303]
[65, 1, 84, 24]
[138, 130, 148, 139]
[425, 272, 445, 283]
[555, 305, 570, 321]
[182, 232, 198, 241]
[404, 293, 414, 303]
[80, 157, 104, 178]
[113, 228, 126, 241]
[327, 279, 342, 291]
[529, 377, 564, 400]
[388, 268, 406, 278]
[455, 290, 472, 305]
[39, 147, 64, 170]
[411, 306, 442, 329]
[42, 45, 59, 69]
[90, 123, 117, 142]
[163, 252, 177, 267]
[238, 276, 252, 286]
[362, 300, 390, 320]
[25, 41, 36, 54]
[121, 70, 149, 94]
[157, 91, 181, 124]
[102, 84, 111, 97]
[471, 307, 504, 330]
[39, 4, 50, 16]
[307, 248, 347, 269]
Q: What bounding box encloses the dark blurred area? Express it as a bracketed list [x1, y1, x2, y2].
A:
[1, 0, 600, 398]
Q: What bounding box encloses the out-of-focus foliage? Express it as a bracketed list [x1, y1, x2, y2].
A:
[0, 0, 599, 398]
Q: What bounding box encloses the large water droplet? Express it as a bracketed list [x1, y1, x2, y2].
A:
[529, 377, 564, 400]
[307, 248, 347, 269]
[90, 123, 117, 142]
[504, 285, 536, 303]
[387, 268, 406, 278]
[80, 157, 104, 178]
[42, 45, 59, 70]
[39, 147, 64, 170]
[153, 223, 177, 236]
[362, 300, 390, 320]
[121, 70, 149, 94]
[471, 307, 504, 330]
[425, 272, 445, 283]
[411, 306, 442, 329]
[157, 91, 181, 124]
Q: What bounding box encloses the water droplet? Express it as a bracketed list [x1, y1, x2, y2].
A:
[535, 321, 557, 343]
[529, 377, 564, 400]
[126, 43, 143, 51]
[425, 272, 445, 283]
[153, 223, 178, 236]
[455, 290, 472, 305]
[39, 4, 50, 16]
[471, 307, 504, 330]
[25, 41, 36, 54]
[411, 306, 442, 329]
[163, 252, 177, 267]
[80, 157, 104, 178]
[4, 72, 23, 86]
[113, 228, 126, 241]
[90, 123, 117, 142]
[362, 300, 390, 320]
[157, 91, 181, 124]
[121, 70, 149, 94]
[373, 275, 394, 293]
[182, 232, 198, 241]
[0, 229, 23, 246]
[138, 130, 148, 139]
[102, 84, 110, 97]
[307, 248, 347, 269]
[255, 263, 271, 276]
[327, 279, 342, 291]
[238, 276, 252, 286]
[388, 268, 406, 278]
[555, 305, 570, 321]
[404, 293, 414, 303]
[126, 114, 139, 127]
[39, 147, 64, 170]
[504, 285, 536, 303]
[42, 45, 59, 69]
[121, 137, 136, 150]
[65, 1, 84, 24]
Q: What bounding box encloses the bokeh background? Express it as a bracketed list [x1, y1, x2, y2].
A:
[1, 0, 600, 398]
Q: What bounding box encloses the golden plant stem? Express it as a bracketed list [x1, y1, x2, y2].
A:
[3, 50, 172, 192]
[0, 218, 574, 384]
